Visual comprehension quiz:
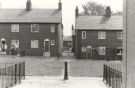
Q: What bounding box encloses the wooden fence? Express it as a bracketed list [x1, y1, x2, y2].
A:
[103, 64, 122, 88]
[0, 61, 25, 88]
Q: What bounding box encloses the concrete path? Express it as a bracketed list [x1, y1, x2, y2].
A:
[12, 76, 108, 88]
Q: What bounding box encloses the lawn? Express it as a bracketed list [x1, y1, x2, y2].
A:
[0, 55, 122, 77]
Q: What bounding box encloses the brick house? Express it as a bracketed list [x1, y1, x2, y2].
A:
[74, 6, 123, 60]
[63, 36, 72, 52]
[0, 0, 63, 57]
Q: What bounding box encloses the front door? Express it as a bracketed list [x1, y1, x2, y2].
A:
[87, 46, 92, 59]
[44, 41, 50, 52]
[44, 39, 50, 57]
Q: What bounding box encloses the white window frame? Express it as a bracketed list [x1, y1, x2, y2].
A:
[117, 32, 123, 39]
[51, 40, 55, 45]
[82, 47, 86, 52]
[51, 24, 55, 33]
[82, 31, 86, 39]
[11, 24, 19, 32]
[31, 40, 39, 48]
[31, 24, 39, 32]
[117, 47, 123, 55]
[98, 31, 106, 39]
[98, 47, 106, 55]
[11, 40, 19, 48]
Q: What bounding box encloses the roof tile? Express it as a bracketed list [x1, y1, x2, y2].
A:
[0, 9, 61, 23]
[75, 16, 123, 30]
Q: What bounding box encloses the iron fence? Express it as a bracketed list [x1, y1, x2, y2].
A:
[103, 64, 122, 88]
[0, 61, 25, 88]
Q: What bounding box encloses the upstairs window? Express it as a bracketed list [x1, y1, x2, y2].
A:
[98, 47, 106, 55]
[51, 24, 55, 33]
[98, 31, 106, 39]
[31, 24, 39, 32]
[117, 32, 123, 39]
[11, 24, 19, 32]
[11, 40, 19, 48]
[31, 40, 39, 48]
[82, 31, 86, 39]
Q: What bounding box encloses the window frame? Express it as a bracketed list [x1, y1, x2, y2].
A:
[98, 47, 106, 55]
[11, 40, 19, 48]
[98, 31, 106, 39]
[51, 40, 55, 45]
[82, 31, 86, 39]
[117, 47, 123, 55]
[11, 24, 19, 32]
[117, 32, 123, 39]
[82, 47, 86, 52]
[31, 24, 39, 32]
[31, 40, 39, 48]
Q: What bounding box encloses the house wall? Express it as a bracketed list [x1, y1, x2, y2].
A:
[75, 30, 122, 60]
[0, 23, 60, 56]
[123, 0, 135, 87]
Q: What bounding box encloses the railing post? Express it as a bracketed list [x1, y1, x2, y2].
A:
[19, 63, 21, 83]
[23, 62, 25, 79]
[14, 64, 17, 84]
[103, 64, 105, 81]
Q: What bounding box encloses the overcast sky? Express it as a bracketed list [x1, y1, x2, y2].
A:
[0, 0, 123, 36]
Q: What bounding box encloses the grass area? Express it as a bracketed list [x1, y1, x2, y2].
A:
[0, 55, 122, 77]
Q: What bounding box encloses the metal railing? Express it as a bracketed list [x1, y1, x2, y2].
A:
[103, 64, 122, 88]
[0, 61, 25, 88]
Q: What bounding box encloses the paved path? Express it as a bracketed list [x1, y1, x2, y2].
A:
[12, 76, 108, 88]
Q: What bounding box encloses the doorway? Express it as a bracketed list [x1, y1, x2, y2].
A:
[44, 39, 50, 57]
[1, 38, 7, 54]
[87, 46, 92, 59]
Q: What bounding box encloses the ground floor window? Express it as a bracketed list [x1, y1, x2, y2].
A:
[98, 47, 106, 55]
[31, 40, 39, 48]
[51, 40, 55, 45]
[117, 47, 123, 55]
[82, 47, 86, 52]
[11, 40, 19, 48]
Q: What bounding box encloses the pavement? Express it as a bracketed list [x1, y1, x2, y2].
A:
[12, 76, 108, 88]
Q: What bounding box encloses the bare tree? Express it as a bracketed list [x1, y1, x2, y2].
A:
[81, 1, 106, 16]
[81, 1, 123, 16]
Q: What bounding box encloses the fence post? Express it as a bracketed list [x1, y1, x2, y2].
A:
[19, 63, 21, 83]
[22, 62, 25, 79]
[64, 61, 68, 80]
[103, 64, 105, 81]
[14, 64, 17, 84]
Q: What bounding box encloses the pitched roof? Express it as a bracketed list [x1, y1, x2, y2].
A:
[75, 16, 123, 30]
[0, 9, 62, 23]
[63, 36, 72, 41]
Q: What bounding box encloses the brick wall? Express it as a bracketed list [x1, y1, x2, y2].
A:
[0, 23, 60, 56]
[75, 30, 122, 60]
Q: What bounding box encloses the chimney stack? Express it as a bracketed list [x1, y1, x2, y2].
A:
[26, 0, 32, 11]
[58, 0, 62, 10]
[72, 25, 75, 36]
[104, 6, 111, 17]
[75, 6, 79, 17]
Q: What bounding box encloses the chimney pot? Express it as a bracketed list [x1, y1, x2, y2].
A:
[104, 6, 111, 17]
[58, 0, 62, 10]
[26, 0, 32, 11]
[75, 6, 79, 17]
